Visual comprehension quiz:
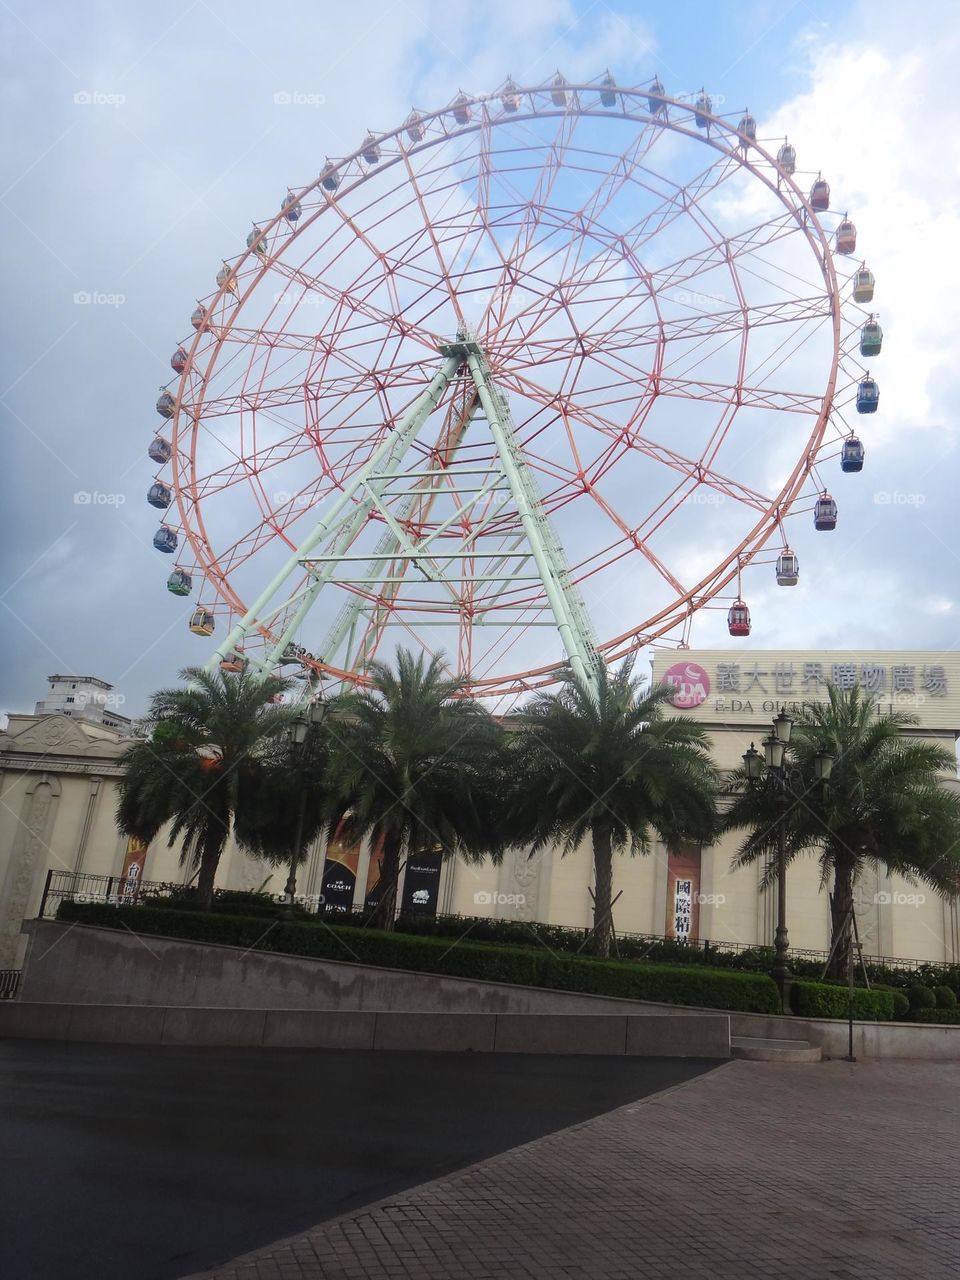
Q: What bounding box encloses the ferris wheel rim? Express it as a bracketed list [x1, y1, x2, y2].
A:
[160, 74, 850, 694]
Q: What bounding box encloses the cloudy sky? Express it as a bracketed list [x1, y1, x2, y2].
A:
[1, 0, 957, 720]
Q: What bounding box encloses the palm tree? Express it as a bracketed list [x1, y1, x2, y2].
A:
[325, 648, 504, 931]
[116, 666, 291, 908]
[507, 660, 718, 957]
[722, 684, 960, 978]
[233, 710, 332, 907]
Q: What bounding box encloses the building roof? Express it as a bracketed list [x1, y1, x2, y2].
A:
[46, 675, 114, 689]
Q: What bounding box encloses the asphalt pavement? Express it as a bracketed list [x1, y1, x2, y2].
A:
[0, 1040, 718, 1280]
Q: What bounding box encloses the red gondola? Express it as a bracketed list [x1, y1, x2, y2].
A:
[727, 599, 751, 637]
[809, 175, 830, 211]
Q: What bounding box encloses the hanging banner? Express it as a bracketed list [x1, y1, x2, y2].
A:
[665, 847, 702, 941]
[400, 846, 443, 916]
[363, 831, 388, 909]
[118, 837, 148, 903]
[320, 821, 361, 913]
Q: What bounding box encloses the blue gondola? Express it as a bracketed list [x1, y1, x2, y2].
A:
[694, 89, 711, 128]
[147, 482, 172, 510]
[856, 374, 879, 413]
[737, 112, 757, 144]
[841, 435, 865, 472]
[149, 436, 172, 464]
[361, 134, 380, 164]
[321, 162, 340, 192]
[600, 73, 617, 108]
[156, 388, 175, 418]
[153, 526, 177, 554]
[814, 494, 838, 530]
[647, 77, 665, 115]
[282, 192, 301, 222]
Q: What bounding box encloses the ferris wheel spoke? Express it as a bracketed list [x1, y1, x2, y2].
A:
[501, 367, 772, 509]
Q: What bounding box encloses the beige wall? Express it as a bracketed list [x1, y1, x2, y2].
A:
[3, 648, 960, 970]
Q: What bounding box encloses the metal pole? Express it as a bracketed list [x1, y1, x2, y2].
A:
[845, 906, 857, 1062]
[771, 772, 791, 1011]
[284, 779, 309, 920]
[38, 869, 54, 919]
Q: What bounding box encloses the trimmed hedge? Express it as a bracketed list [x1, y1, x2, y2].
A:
[908, 984, 937, 1011]
[912, 1008, 960, 1025]
[891, 991, 910, 1020]
[934, 985, 958, 1010]
[56, 901, 781, 1014]
[790, 979, 895, 1022]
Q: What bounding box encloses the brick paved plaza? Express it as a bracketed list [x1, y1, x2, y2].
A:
[188, 1059, 960, 1280]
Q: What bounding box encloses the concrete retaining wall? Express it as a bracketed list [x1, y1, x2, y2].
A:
[16, 920, 736, 1017]
[17, 921, 960, 1059]
[0, 1002, 730, 1056]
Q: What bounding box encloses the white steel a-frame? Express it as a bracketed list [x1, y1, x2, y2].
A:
[208, 335, 602, 697]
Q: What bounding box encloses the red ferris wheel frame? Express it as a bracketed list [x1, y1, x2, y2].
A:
[155, 75, 863, 698]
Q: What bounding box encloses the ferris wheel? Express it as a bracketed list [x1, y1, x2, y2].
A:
[147, 73, 880, 700]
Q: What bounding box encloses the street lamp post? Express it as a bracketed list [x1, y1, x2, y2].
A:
[283, 699, 328, 918]
[742, 709, 833, 1013]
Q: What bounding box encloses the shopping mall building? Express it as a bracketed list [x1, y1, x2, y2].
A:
[1, 651, 958, 971]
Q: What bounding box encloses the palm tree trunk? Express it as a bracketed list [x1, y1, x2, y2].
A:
[368, 830, 403, 932]
[197, 817, 227, 911]
[827, 860, 855, 980]
[590, 825, 614, 958]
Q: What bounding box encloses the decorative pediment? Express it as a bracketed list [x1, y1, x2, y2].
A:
[0, 714, 123, 759]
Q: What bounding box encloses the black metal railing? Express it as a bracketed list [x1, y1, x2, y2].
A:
[0, 970, 21, 1000]
[38, 869, 189, 919]
[38, 868, 957, 976]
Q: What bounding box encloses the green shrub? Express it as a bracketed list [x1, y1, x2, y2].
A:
[790, 979, 894, 1022]
[933, 985, 958, 1010]
[56, 901, 781, 1014]
[912, 1008, 960, 1024]
[890, 991, 910, 1019]
[908, 984, 937, 1010]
